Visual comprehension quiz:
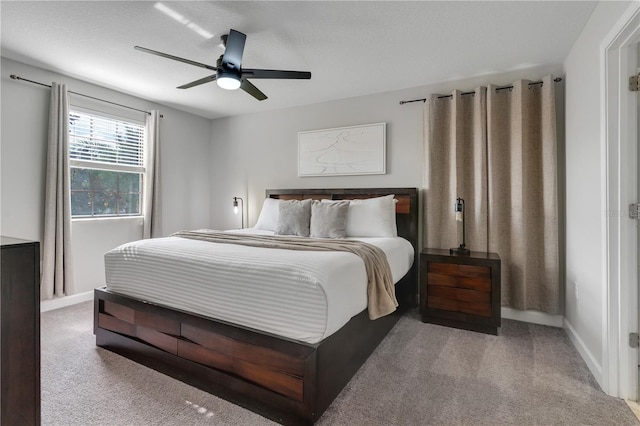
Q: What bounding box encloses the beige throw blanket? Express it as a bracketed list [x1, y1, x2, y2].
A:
[172, 230, 398, 320]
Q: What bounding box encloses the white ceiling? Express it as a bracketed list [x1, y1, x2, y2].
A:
[1, 1, 597, 120]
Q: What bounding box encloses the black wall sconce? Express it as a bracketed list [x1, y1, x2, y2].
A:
[233, 196, 244, 229]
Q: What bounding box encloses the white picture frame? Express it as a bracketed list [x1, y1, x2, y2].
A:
[298, 122, 386, 177]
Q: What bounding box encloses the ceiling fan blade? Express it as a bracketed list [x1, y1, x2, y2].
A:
[134, 46, 216, 71]
[221, 29, 246, 70]
[177, 74, 217, 89]
[240, 78, 267, 101]
[242, 69, 311, 80]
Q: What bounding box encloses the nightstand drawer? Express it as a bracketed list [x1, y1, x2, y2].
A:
[427, 272, 491, 291]
[427, 285, 491, 317]
[428, 285, 491, 303]
[428, 296, 491, 317]
[428, 262, 490, 279]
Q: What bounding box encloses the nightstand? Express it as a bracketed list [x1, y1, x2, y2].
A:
[420, 248, 501, 335]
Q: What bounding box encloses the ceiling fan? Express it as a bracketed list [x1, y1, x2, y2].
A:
[134, 29, 311, 101]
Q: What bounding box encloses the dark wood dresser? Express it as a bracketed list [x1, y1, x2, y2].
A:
[1, 236, 40, 425]
[420, 248, 501, 335]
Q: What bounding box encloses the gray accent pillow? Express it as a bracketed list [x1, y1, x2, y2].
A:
[276, 199, 312, 237]
[310, 200, 349, 238]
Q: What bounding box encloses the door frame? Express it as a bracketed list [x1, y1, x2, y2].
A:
[602, 1, 640, 400]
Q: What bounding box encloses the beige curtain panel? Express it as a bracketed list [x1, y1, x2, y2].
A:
[41, 82, 74, 299]
[143, 110, 162, 239]
[424, 75, 560, 314]
[424, 87, 488, 252]
[487, 76, 560, 313]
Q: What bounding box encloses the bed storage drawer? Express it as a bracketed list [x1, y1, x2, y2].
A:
[96, 298, 311, 402]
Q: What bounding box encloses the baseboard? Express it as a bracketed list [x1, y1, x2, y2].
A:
[563, 318, 604, 389]
[41, 290, 94, 313]
[501, 307, 564, 328]
[625, 400, 640, 421]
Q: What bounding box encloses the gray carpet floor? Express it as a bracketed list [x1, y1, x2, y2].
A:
[41, 302, 638, 425]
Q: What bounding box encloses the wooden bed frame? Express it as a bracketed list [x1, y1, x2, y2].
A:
[94, 188, 418, 424]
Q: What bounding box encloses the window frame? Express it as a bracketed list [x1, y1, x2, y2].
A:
[68, 108, 146, 219]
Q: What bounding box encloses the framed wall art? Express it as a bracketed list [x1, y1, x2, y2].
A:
[298, 122, 386, 177]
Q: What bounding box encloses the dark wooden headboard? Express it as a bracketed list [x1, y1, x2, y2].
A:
[265, 188, 419, 307]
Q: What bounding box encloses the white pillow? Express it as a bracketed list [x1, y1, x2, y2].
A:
[323, 194, 397, 237]
[254, 198, 280, 231]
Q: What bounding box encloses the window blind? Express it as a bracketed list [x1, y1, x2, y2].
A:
[69, 111, 144, 169]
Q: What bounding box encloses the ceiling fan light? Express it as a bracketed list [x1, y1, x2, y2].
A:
[217, 75, 241, 90]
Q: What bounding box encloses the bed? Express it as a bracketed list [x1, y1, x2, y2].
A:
[94, 188, 419, 424]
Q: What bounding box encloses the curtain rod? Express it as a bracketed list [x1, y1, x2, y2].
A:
[9, 74, 163, 117]
[399, 77, 563, 105]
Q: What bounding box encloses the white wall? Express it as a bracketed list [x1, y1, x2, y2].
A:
[1, 58, 212, 295]
[563, 0, 632, 385]
[209, 64, 563, 231]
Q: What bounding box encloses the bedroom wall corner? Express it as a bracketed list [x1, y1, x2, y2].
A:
[563, 0, 633, 391]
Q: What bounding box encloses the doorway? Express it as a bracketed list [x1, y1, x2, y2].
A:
[602, 2, 640, 401]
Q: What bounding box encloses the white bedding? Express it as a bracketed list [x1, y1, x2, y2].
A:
[104, 229, 414, 344]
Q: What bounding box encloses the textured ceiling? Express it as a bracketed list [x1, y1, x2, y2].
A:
[1, 1, 597, 120]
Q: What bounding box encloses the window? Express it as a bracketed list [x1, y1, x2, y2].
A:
[69, 110, 145, 217]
